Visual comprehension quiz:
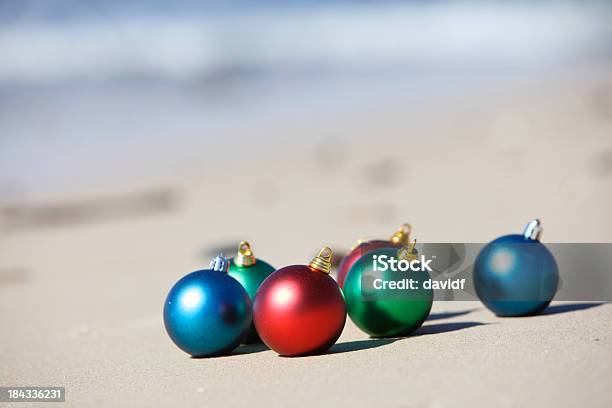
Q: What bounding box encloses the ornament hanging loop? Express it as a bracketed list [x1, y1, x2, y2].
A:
[234, 241, 257, 267]
[210, 253, 229, 272]
[397, 239, 418, 261]
[309, 246, 333, 274]
[390, 223, 412, 245]
[523, 219, 543, 241]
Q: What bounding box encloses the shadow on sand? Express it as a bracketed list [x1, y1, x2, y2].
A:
[426, 309, 477, 321]
[329, 320, 486, 354]
[543, 302, 606, 315]
[234, 342, 270, 355]
[189, 342, 269, 359]
[415, 321, 486, 336]
[328, 338, 404, 354]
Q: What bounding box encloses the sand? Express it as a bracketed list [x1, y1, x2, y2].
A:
[1, 65, 611, 407]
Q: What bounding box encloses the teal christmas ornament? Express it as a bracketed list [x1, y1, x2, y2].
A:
[163, 254, 252, 357]
[474, 219, 559, 317]
[228, 241, 275, 343]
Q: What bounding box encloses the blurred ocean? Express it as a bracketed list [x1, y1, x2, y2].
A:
[1, 0, 612, 84]
[1, 0, 612, 200]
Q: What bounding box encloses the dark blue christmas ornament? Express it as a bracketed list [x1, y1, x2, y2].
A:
[163, 254, 252, 357]
[474, 219, 558, 317]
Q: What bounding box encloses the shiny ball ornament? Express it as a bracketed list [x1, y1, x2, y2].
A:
[253, 247, 346, 357]
[474, 219, 559, 317]
[163, 254, 252, 357]
[344, 243, 433, 337]
[228, 241, 275, 343]
[337, 223, 413, 288]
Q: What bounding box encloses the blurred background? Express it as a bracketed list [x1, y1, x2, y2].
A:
[2, 0, 612, 286]
[1, 1, 612, 215]
[1, 1, 612, 405]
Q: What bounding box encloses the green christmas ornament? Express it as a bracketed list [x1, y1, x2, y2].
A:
[228, 241, 275, 343]
[343, 243, 433, 337]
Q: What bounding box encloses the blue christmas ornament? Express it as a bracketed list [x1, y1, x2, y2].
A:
[163, 254, 252, 357]
[474, 219, 558, 317]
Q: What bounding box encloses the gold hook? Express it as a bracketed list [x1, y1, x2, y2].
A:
[390, 223, 412, 245]
[309, 246, 333, 274]
[234, 241, 257, 267]
[397, 239, 418, 261]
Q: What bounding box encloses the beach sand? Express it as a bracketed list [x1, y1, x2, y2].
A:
[1, 65, 611, 407]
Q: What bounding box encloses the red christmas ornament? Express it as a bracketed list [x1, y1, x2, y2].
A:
[336, 223, 413, 288]
[253, 247, 346, 357]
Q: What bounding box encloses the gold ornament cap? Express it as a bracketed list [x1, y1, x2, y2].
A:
[309, 246, 333, 274]
[390, 223, 412, 245]
[397, 239, 418, 261]
[233, 241, 257, 267]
